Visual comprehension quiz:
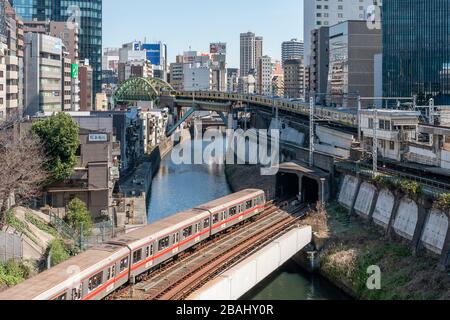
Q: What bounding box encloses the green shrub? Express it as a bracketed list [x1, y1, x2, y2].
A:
[0, 260, 31, 287]
[436, 193, 450, 210]
[65, 198, 93, 236]
[46, 239, 70, 267]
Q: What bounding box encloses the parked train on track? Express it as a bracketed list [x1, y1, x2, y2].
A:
[0, 189, 266, 301]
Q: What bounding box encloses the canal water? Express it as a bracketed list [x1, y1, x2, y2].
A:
[147, 139, 348, 300]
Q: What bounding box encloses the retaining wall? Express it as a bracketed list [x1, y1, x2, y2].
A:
[338, 174, 450, 267]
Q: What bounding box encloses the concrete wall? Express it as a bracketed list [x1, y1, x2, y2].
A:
[421, 209, 449, 255]
[392, 198, 419, 241]
[372, 189, 395, 229]
[187, 226, 312, 300]
[338, 175, 360, 209]
[338, 174, 450, 266]
[354, 182, 377, 218]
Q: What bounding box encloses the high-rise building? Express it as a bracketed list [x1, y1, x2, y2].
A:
[10, 0, 102, 96]
[78, 61, 92, 111]
[23, 20, 80, 111]
[281, 39, 304, 67]
[284, 58, 305, 100]
[23, 33, 64, 115]
[309, 26, 330, 103]
[327, 20, 381, 108]
[0, 1, 6, 120]
[240, 32, 263, 77]
[383, 0, 450, 105]
[257, 55, 272, 96]
[4, 1, 23, 118]
[303, 0, 375, 65]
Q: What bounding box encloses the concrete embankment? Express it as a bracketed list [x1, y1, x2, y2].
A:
[117, 138, 174, 227]
[225, 164, 450, 300]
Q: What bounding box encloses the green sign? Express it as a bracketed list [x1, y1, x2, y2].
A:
[71, 64, 79, 79]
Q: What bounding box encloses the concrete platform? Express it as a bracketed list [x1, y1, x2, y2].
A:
[186, 226, 312, 300]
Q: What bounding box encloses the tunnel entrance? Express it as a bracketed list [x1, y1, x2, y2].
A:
[302, 176, 319, 204]
[276, 173, 300, 201]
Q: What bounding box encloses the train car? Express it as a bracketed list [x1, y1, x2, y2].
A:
[110, 208, 211, 280]
[0, 190, 266, 300]
[0, 243, 131, 301]
[198, 189, 266, 237]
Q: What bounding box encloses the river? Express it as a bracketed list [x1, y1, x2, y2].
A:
[147, 139, 348, 300]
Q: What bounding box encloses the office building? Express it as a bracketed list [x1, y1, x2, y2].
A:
[309, 26, 330, 103]
[257, 55, 272, 96]
[142, 42, 168, 81]
[169, 55, 184, 91]
[238, 75, 256, 94]
[183, 63, 212, 91]
[240, 32, 263, 77]
[327, 20, 381, 108]
[10, 0, 102, 96]
[284, 58, 305, 100]
[118, 42, 153, 83]
[210, 43, 227, 92]
[226, 68, 239, 93]
[383, 0, 450, 105]
[4, 2, 23, 118]
[282, 38, 304, 67]
[79, 61, 93, 111]
[23, 20, 80, 111]
[304, 0, 375, 64]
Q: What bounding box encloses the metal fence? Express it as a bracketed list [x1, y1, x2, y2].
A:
[49, 213, 126, 251]
[0, 231, 23, 263]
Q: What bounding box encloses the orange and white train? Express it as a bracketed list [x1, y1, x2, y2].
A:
[0, 189, 266, 300]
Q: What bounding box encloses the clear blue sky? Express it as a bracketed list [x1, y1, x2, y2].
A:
[103, 0, 304, 68]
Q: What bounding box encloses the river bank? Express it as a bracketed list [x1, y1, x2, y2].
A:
[225, 164, 450, 300]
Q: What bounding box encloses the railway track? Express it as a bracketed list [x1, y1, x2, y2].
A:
[110, 203, 306, 300]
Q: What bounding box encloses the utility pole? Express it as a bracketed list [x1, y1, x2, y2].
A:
[309, 96, 315, 167]
[357, 95, 362, 143]
[373, 109, 378, 177]
[429, 98, 435, 125]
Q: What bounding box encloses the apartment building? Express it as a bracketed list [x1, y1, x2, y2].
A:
[284, 58, 305, 100]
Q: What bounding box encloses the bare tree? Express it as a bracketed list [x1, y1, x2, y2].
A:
[0, 117, 49, 229]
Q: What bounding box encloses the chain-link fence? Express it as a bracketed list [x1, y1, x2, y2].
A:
[49, 213, 126, 251]
[0, 231, 22, 263]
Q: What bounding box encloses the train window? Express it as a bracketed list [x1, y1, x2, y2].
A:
[183, 226, 193, 239]
[158, 237, 170, 251]
[88, 271, 103, 292]
[120, 257, 129, 272]
[221, 211, 225, 220]
[55, 293, 67, 300]
[133, 249, 143, 264]
[212, 214, 219, 224]
[72, 284, 82, 300]
[176, 233, 179, 243]
[194, 224, 198, 234]
[150, 245, 154, 256]
[204, 218, 210, 228]
[145, 246, 150, 258]
[229, 207, 237, 216]
[246, 200, 253, 210]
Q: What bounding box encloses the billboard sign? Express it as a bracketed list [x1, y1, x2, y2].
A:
[210, 43, 227, 55]
[142, 43, 162, 66]
[71, 64, 79, 79]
